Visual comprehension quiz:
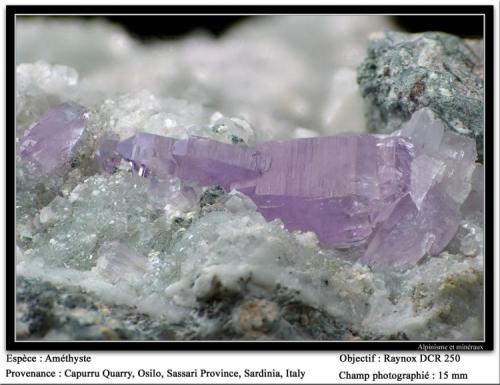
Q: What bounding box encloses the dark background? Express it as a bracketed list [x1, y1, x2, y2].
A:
[35, 15, 484, 41]
[394, 16, 483, 37]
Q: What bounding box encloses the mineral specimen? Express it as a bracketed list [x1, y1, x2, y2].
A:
[357, 32, 484, 159]
[115, 133, 271, 188]
[18, 101, 87, 176]
[100, 108, 477, 267]
[15, 16, 485, 342]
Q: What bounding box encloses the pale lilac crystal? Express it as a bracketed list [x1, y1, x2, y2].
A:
[360, 109, 478, 267]
[399, 108, 477, 204]
[95, 134, 121, 174]
[171, 136, 271, 191]
[117, 133, 413, 248]
[94, 242, 148, 281]
[462, 164, 484, 218]
[234, 135, 413, 247]
[117, 133, 271, 190]
[360, 185, 461, 267]
[18, 101, 87, 175]
[116, 132, 177, 178]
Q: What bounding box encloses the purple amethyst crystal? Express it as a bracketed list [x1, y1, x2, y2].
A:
[112, 108, 477, 267]
[117, 133, 413, 248]
[117, 133, 270, 190]
[95, 134, 121, 174]
[358, 108, 477, 267]
[18, 102, 87, 175]
[116, 133, 177, 178]
[234, 135, 413, 247]
[359, 185, 461, 267]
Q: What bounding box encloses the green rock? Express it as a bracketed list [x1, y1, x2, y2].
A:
[357, 32, 483, 160]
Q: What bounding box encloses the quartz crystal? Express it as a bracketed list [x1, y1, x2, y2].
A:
[102, 108, 477, 267]
[116, 133, 272, 189]
[113, 133, 412, 249]
[18, 101, 87, 176]
[360, 109, 477, 267]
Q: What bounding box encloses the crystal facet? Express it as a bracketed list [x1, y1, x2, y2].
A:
[360, 109, 477, 266]
[234, 135, 412, 248]
[116, 133, 271, 190]
[94, 241, 148, 282]
[95, 134, 121, 174]
[18, 101, 87, 175]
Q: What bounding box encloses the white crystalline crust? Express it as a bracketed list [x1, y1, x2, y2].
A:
[18, 180, 483, 339]
[15, 16, 484, 341]
[16, 62, 79, 135]
[16, 15, 393, 140]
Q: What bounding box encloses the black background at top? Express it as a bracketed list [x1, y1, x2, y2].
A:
[44, 15, 484, 41]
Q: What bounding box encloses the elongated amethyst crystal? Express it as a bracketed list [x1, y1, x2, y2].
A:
[116, 133, 271, 189]
[18, 102, 87, 175]
[115, 132, 413, 247]
[105, 108, 477, 267]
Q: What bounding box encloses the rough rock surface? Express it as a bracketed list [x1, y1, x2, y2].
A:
[16, 276, 179, 341]
[357, 32, 484, 159]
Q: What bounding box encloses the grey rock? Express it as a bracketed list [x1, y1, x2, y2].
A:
[16, 275, 349, 341]
[182, 274, 349, 341]
[357, 32, 484, 160]
[16, 276, 179, 341]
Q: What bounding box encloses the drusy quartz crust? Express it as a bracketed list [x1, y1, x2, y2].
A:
[15, 17, 485, 342]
